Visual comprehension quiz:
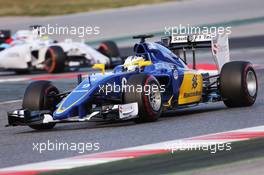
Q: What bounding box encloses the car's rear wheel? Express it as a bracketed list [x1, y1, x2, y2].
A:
[98, 41, 120, 67]
[22, 81, 59, 130]
[220, 61, 258, 107]
[0, 30, 11, 44]
[44, 46, 66, 73]
[98, 41, 120, 58]
[124, 74, 162, 123]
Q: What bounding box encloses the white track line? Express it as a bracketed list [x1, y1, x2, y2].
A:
[1, 125, 264, 174]
[0, 78, 29, 83]
[0, 99, 22, 105]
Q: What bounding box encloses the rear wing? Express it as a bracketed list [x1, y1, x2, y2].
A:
[161, 34, 230, 72]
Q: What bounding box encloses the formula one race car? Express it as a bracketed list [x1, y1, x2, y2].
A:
[7, 34, 258, 130]
[0, 29, 122, 73]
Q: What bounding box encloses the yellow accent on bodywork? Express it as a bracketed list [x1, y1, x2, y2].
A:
[138, 61, 152, 67]
[124, 60, 152, 67]
[41, 35, 49, 40]
[178, 72, 203, 105]
[164, 95, 174, 107]
[92, 64, 105, 75]
[56, 92, 88, 114]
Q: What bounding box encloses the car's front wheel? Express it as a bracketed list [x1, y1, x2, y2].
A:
[22, 81, 59, 130]
[124, 74, 162, 123]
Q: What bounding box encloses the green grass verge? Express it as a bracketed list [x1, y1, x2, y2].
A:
[0, 0, 174, 16]
[42, 138, 264, 175]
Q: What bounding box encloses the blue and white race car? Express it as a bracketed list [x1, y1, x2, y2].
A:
[0, 29, 122, 73]
[7, 34, 258, 130]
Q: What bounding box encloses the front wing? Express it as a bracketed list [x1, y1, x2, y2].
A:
[6, 103, 139, 127]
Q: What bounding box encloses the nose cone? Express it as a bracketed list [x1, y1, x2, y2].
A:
[53, 74, 107, 119]
[0, 46, 28, 69]
[54, 82, 91, 119]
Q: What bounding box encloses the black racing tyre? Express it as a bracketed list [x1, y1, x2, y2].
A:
[98, 41, 120, 68]
[98, 41, 120, 58]
[44, 46, 66, 73]
[220, 61, 258, 107]
[22, 81, 59, 130]
[14, 69, 30, 74]
[124, 74, 162, 123]
[0, 47, 5, 52]
[0, 30, 11, 44]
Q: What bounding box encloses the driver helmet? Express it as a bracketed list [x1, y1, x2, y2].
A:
[15, 30, 38, 42]
[124, 56, 145, 71]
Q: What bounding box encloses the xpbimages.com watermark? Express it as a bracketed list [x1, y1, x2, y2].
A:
[164, 24, 232, 37]
[32, 140, 100, 154]
[98, 82, 166, 95]
[33, 24, 100, 38]
[164, 141, 232, 154]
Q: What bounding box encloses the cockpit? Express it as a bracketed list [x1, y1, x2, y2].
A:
[115, 35, 187, 73]
[134, 42, 186, 68]
[133, 43, 150, 61]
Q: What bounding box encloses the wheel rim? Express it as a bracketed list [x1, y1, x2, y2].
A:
[246, 70, 257, 97]
[148, 84, 161, 111]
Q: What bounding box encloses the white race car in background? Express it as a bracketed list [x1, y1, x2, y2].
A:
[0, 29, 122, 73]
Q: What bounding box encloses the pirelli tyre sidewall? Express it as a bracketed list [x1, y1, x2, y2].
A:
[98, 41, 120, 68]
[45, 46, 66, 73]
[22, 81, 59, 130]
[124, 74, 162, 123]
[98, 41, 120, 58]
[220, 61, 258, 107]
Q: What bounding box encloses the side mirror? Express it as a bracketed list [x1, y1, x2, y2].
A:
[77, 74, 82, 85]
[92, 64, 105, 75]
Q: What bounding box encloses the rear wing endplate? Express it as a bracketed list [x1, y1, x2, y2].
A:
[161, 34, 230, 72]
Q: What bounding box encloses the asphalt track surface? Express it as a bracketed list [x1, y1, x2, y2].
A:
[43, 138, 264, 175]
[0, 0, 264, 170]
[0, 0, 264, 41]
[0, 44, 264, 168]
